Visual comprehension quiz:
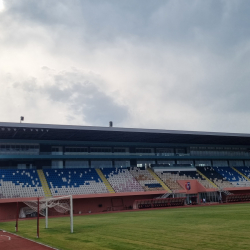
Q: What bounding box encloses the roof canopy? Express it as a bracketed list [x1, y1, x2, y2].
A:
[0, 122, 250, 146]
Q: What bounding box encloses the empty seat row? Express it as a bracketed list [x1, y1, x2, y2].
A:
[0, 169, 44, 198]
[44, 168, 108, 196]
[101, 168, 144, 193]
[129, 167, 164, 191]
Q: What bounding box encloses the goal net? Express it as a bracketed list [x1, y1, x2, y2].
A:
[23, 195, 73, 234]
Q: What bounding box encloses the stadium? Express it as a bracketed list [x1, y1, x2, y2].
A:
[1, 121, 250, 249]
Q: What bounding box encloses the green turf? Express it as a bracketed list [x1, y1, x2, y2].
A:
[1, 204, 250, 250]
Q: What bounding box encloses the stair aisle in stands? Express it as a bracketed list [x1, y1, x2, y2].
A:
[196, 169, 218, 188]
[37, 169, 52, 198]
[95, 169, 115, 193]
[147, 168, 172, 193]
[231, 167, 250, 182]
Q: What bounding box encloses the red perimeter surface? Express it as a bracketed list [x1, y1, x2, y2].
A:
[0, 231, 55, 250]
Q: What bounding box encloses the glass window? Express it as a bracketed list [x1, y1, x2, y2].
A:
[136, 148, 152, 153]
[91, 160, 112, 168]
[114, 161, 130, 168]
[114, 148, 126, 153]
[90, 148, 112, 153]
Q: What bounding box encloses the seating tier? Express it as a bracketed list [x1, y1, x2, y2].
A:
[157, 170, 215, 190]
[156, 171, 185, 190]
[2, 166, 250, 199]
[197, 167, 234, 188]
[44, 169, 108, 196]
[130, 167, 164, 191]
[101, 168, 144, 193]
[235, 166, 250, 179]
[213, 167, 250, 187]
[0, 169, 44, 198]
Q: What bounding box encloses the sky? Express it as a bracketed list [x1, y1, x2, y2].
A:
[1, 0, 250, 133]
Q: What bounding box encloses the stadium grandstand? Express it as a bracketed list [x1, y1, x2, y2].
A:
[1, 121, 250, 220]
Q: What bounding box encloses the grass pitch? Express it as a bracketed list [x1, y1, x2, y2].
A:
[1, 203, 250, 250]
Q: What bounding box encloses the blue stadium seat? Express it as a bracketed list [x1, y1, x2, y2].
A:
[0, 169, 44, 198]
[44, 168, 108, 196]
[214, 167, 250, 187]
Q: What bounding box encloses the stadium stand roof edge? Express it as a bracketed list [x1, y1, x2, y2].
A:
[1, 122, 250, 145]
[1, 121, 250, 137]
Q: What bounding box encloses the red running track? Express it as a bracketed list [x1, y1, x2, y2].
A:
[0, 231, 57, 250]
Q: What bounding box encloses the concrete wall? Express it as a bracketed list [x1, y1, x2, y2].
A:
[0, 194, 158, 221]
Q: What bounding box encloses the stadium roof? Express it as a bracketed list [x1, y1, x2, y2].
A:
[0, 122, 250, 146]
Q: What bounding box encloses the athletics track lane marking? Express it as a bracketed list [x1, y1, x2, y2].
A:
[0, 234, 11, 240]
[0, 230, 59, 250]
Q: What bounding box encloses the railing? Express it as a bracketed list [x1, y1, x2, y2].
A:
[1, 151, 249, 159]
[190, 151, 250, 157]
[0, 152, 189, 156]
[0, 151, 39, 155]
[0, 166, 37, 169]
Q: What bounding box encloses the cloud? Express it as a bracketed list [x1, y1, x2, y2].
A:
[1, 1, 250, 133]
[13, 68, 129, 126]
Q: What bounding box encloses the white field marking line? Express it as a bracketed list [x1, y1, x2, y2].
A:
[0, 235, 11, 240]
[0, 230, 59, 250]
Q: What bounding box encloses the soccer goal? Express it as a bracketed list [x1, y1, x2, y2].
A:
[17, 195, 73, 237]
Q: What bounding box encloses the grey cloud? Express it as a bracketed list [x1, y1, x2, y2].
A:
[2, 0, 250, 132]
[13, 77, 39, 92]
[3, 0, 250, 62]
[14, 69, 129, 126]
[159, 55, 250, 116]
[5, 0, 250, 49]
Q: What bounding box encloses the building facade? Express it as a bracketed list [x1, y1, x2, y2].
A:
[0, 122, 250, 169]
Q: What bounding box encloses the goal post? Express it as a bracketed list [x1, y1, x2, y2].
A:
[70, 195, 73, 233]
[42, 195, 73, 233]
[23, 195, 73, 236]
